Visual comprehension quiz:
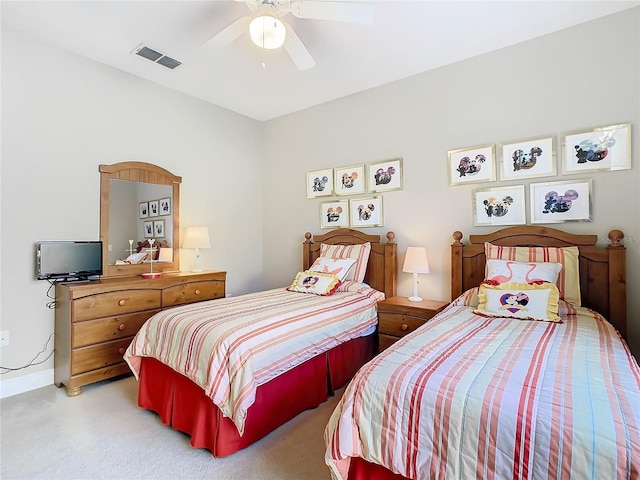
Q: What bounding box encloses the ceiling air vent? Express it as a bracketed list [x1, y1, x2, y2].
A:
[131, 43, 181, 70]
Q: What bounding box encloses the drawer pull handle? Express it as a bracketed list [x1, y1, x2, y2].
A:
[118, 299, 126, 306]
[118, 348, 126, 355]
[194, 289, 201, 295]
[401, 323, 409, 331]
[118, 324, 126, 331]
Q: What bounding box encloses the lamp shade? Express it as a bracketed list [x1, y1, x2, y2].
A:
[249, 15, 286, 49]
[402, 247, 430, 274]
[182, 227, 211, 249]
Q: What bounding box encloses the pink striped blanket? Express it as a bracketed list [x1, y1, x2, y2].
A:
[325, 290, 640, 480]
[125, 285, 384, 435]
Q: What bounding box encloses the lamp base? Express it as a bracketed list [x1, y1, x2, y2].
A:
[408, 295, 423, 302]
[141, 272, 162, 279]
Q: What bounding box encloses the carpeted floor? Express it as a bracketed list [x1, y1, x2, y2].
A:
[1, 376, 340, 480]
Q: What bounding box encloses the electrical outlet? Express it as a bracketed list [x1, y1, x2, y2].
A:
[0, 330, 9, 347]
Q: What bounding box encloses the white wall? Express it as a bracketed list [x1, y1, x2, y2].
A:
[0, 27, 265, 393]
[263, 10, 640, 356]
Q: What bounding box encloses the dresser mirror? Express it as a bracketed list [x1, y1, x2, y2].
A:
[99, 162, 181, 277]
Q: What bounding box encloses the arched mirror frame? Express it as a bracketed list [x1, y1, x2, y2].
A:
[99, 161, 181, 277]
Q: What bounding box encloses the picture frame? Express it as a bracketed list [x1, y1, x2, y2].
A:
[148, 200, 159, 218]
[367, 158, 403, 193]
[530, 179, 592, 224]
[349, 196, 383, 228]
[143, 221, 154, 238]
[159, 197, 171, 216]
[561, 123, 631, 174]
[334, 164, 365, 195]
[306, 169, 334, 198]
[320, 200, 350, 229]
[448, 144, 496, 186]
[139, 202, 149, 219]
[473, 185, 526, 227]
[499, 135, 556, 181]
[153, 219, 165, 237]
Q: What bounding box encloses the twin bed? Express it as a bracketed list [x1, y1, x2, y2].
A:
[326, 227, 639, 480]
[124, 225, 639, 479]
[124, 228, 397, 457]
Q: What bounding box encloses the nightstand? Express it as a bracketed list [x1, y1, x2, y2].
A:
[377, 296, 448, 352]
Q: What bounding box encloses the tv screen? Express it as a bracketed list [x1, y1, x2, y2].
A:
[36, 241, 103, 281]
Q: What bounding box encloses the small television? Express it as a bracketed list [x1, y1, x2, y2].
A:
[36, 241, 103, 281]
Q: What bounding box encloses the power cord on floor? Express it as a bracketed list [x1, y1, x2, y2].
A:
[0, 332, 55, 374]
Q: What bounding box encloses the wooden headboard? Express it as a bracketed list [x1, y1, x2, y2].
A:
[303, 228, 397, 298]
[451, 226, 627, 338]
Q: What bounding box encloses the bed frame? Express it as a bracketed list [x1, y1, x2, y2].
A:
[451, 226, 627, 338]
[347, 225, 627, 480]
[137, 228, 397, 457]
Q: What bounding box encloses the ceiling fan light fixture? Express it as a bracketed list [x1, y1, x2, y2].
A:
[249, 15, 286, 49]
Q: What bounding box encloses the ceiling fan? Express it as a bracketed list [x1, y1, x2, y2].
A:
[204, 0, 374, 70]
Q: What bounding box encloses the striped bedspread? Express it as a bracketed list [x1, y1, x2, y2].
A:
[125, 284, 384, 435]
[325, 290, 640, 480]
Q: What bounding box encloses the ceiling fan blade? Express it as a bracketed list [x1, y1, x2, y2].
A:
[283, 24, 316, 70]
[290, 1, 374, 24]
[202, 16, 251, 48]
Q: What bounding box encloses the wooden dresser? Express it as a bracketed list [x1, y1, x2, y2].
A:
[54, 270, 226, 396]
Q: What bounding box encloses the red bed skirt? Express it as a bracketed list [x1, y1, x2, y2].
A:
[348, 457, 410, 480]
[137, 333, 376, 457]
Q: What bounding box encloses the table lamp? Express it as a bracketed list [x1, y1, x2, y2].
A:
[402, 246, 430, 302]
[182, 226, 210, 273]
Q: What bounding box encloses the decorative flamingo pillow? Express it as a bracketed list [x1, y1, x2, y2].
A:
[475, 281, 561, 322]
[485, 259, 562, 286]
[319, 242, 371, 282]
[287, 271, 341, 296]
[308, 257, 357, 282]
[484, 242, 581, 306]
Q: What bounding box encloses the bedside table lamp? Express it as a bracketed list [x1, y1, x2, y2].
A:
[403, 246, 430, 302]
[183, 226, 210, 273]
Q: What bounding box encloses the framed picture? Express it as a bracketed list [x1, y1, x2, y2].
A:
[367, 158, 403, 193]
[148, 200, 159, 217]
[473, 185, 526, 227]
[143, 220, 154, 238]
[561, 123, 631, 174]
[499, 135, 556, 180]
[349, 196, 383, 228]
[306, 169, 334, 198]
[139, 202, 149, 219]
[334, 164, 365, 195]
[153, 220, 165, 237]
[159, 197, 171, 216]
[448, 144, 496, 186]
[320, 200, 350, 229]
[530, 179, 592, 224]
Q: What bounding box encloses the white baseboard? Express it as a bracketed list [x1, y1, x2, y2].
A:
[0, 369, 54, 399]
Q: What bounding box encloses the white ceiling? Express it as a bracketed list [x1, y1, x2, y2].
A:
[2, 1, 638, 121]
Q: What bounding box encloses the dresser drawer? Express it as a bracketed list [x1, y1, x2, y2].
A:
[72, 309, 160, 348]
[162, 280, 225, 307]
[378, 312, 427, 337]
[71, 337, 133, 375]
[72, 290, 162, 322]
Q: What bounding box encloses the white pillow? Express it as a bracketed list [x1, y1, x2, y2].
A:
[485, 259, 562, 285]
[308, 257, 357, 282]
